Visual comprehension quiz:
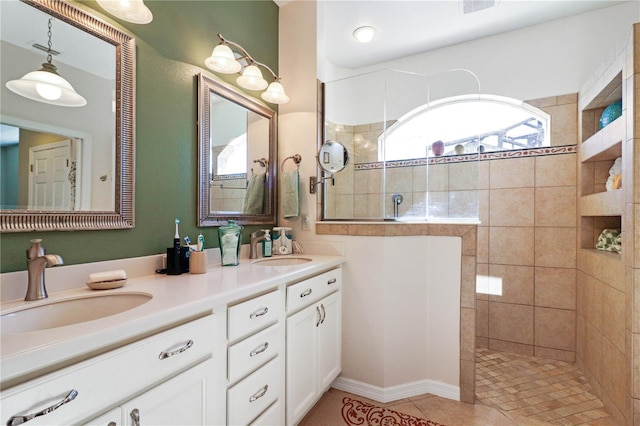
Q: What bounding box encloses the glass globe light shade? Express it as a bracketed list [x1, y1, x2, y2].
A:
[6, 63, 87, 107]
[261, 81, 290, 104]
[236, 65, 268, 91]
[205, 44, 242, 74]
[97, 0, 153, 24]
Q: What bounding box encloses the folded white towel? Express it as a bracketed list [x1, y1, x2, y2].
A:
[88, 269, 127, 283]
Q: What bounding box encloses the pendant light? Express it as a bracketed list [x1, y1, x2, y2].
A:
[205, 34, 289, 104]
[6, 18, 87, 107]
[96, 0, 153, 24]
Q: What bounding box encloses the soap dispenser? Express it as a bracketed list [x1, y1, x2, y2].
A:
[262, 230, 273, 257]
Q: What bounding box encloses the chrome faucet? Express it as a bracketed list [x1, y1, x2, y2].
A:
[249, 231, 267, 259]
[26, 239, 63, 301]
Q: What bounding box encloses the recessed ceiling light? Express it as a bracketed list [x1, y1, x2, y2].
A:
[353, 26, 377, 43]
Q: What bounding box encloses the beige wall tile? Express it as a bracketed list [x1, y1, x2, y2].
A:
[354, 169, 381, 194]
[428, 164, 448, 191]
[460, 307, 475, 362]
[385, 167, 413, 194]
[449, 162, 480, 190]
[490, 157, 535, 188]
[477, 227, 489, 265]
[354, 193, 382, 219]
[476, 336, 488, 348]
[601, 338, 626, 412]
[335, 194, 355, 218]
[488, 339, 534, 356]
[489, 188, 535, 227]
[412, 165, 427, 192]
[476, 263, 489, 301]
[487, 264, 534, 305]
[534, 346, 575, 362]
[534, 227, 576, 268]
[601, 284, 625, 352]
[584, 320, 603, 381]
[427, 191, 449, 218]
[477, 299, 489, 338]
[584, 274, 604, 329]
[489, 226, 534, 266]
[534, 307, 576, 351]
[535, 186, 577, 227]
[535, 153, 577, 188]
[535, 267, 576, 310]
[488, 302, 534, 344]
[449, 190, 479, 219]
[478, 189, 489, 226]
[461, 255, 477, 309]
[546, 103, 578, 147]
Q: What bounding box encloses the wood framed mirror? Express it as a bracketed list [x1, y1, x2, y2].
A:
[197, 73, 277, 226]
[0, 0, 135, 232]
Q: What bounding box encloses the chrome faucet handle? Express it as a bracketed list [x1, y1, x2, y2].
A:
[25, 239, 63, 301]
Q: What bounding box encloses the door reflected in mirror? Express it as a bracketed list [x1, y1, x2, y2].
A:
[198, 73, 277, 226]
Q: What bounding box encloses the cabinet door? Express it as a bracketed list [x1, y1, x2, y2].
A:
[121, 359, 215, 426]
[317, 291, 342, 392]
[286, 303, 320, 426]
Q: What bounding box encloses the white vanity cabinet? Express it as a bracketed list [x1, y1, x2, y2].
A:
[226, 289, 285, 426]
[285, 269, 342, 426]
[1, 314, 223, 426]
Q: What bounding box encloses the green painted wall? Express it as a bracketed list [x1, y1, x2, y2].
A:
[0, 0, 279, 272]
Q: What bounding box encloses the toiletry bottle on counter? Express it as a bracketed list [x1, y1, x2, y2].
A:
[218, 220, 243, 266]
[262, 230, 273, 257]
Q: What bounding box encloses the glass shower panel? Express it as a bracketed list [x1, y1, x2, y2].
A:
[323, 70, 386, 220]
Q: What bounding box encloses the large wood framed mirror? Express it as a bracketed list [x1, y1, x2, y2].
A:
[198, 73, 277, 226]
[0, 0, 135, 232]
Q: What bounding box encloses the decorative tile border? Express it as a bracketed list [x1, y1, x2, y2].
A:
[211, 173, 247, 182]
[354, 145, 578, 170]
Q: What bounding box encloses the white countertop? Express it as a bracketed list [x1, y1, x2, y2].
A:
[0, 254, 345, 388]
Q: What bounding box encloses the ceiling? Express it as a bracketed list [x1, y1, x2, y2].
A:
[307, 0, 631, 69]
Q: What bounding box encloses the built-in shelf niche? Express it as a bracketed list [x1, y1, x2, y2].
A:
[580, 215, 622, 258]
[580, 71, 622, 142]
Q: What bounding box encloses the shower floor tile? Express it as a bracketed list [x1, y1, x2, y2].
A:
[476, 348, 617, 425]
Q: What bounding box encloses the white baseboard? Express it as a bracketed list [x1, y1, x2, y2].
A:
[331, 376, 460, 404]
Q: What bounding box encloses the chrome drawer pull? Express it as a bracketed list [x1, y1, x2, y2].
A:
[158, 339, 194, 360]
[327, 278, 337, 285]
[320, 303, 326, 324]
[316, 306, 321, 327]
[7, 389, 78, 426]
[300, 289, 312, 298]
[249, 384, 269, 403]
[250, 342, 269, 357]
[130, 408, 140, 426]
[250, 307, 269, 319]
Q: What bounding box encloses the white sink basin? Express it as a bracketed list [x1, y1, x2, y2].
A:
[252, 257, 312, 266]
[1, 292, 153, 334]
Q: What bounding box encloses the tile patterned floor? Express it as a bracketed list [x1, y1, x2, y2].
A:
[300, 349, 620, 425]
[475, 348, 617, 425]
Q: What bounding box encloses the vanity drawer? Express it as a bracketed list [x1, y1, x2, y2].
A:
[1, 315, 216, 426]
[286, 268, 341, 314]
[228, 323, 282, 384]
[251, 399, 284, 426]
[227, 357, 281, 426]
[228, 290, 281, 342]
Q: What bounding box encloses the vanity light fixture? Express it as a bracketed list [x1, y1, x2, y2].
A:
[6, 18, 87, 107]
[205, 34, 289, 104]
[353, 26, 377, 43]
[96, 0, 153, 24]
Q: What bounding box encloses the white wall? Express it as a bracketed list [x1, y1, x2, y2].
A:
[320, 2, 639, 124]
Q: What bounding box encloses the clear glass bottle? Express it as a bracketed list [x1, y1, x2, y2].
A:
[218, 220, 243, 266]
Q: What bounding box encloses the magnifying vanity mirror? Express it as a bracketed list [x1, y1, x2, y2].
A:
[318, 140, 349, 174]
[198, 73, 277, 226]
[0, 0, 135, 232]
[309, 140, 350, 194]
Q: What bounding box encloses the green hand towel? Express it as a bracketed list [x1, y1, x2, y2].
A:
[283, 170, 300, 218]
[243, 173, 265, 214]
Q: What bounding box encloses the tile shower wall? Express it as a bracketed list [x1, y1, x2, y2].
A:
[324, 94, 579, 362]
[478, 94, 578, 362]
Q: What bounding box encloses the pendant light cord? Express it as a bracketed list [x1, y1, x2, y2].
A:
[46, 18, 53, 65]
